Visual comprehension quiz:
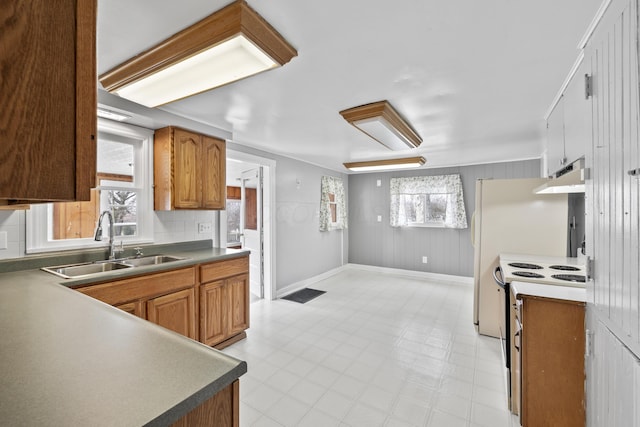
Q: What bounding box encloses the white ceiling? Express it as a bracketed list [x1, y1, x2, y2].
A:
[97, 0, 603, 173]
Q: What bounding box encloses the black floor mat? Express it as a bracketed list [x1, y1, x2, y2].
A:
[281, 288, 326, 304]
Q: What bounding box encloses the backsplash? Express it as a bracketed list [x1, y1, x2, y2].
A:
[0, 209, 218, 261]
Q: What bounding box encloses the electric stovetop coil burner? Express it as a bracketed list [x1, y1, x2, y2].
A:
[551, 274, 586, 283]
[512, 271, 545, 278]
[549, 265, 581, 271]
[508, 262, 543, 269]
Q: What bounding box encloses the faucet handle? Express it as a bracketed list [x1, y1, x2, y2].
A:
[134, 247, 144, 257]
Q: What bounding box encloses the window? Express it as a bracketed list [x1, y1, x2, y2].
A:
[390, 174, 467, 228]
[26, 119, 154, 253]
[319, 176, 347, 231]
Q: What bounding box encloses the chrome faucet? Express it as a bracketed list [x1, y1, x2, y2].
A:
[94, 210, 116, 260]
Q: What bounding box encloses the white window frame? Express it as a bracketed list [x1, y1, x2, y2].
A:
[390, 174, 468, 229]
[401, 192, 450, 228]
[26, 119, 154, 253]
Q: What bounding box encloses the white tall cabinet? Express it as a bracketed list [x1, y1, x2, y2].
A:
[578, 0, 640, 424]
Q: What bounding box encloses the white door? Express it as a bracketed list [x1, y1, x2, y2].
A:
[241, 168, 263, 298]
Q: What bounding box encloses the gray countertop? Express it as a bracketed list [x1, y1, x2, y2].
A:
[0, 240, 250, 289]
[0, 242, 249, 426]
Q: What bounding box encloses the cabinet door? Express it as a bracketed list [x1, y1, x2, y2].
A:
[227, 274, 249, 336]
[200, 280, 227, 346]
[174, 128, 202, 209]
[202, 136, 226, 209]
[521, 297, 585, 427]
[587, 0, 640, 344]
[147, 288, 197, 340]
[115, 301, 144, 318]
[563, 60, 591, 166]
[0, 0, 96, 202]
[546, 96, 566, 176]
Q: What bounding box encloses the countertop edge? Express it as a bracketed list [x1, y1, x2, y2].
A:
[145, 360, 248, 427]
[511, 280, 587, 303]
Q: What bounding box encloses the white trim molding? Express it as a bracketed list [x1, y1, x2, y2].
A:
[276, 263, 473, 299]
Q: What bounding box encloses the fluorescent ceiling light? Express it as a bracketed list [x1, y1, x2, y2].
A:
[340, 101, 422, 150]
[99, 0, 297, 108]
[343, 156, 426, 172]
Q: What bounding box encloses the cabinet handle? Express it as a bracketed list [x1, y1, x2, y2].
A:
[628, 168, 640, 177]
[514, 330, 521, 352]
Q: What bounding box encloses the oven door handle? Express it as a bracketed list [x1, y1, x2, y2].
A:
[493, 266, 505, 289]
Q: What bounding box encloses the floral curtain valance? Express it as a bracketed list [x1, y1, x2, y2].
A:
[319, 176, 347, 231]
[390, 174, 468, 229]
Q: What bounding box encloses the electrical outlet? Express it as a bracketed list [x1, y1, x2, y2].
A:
[377, 215, 382, 222]
[198, 222, 212, 233]
[422, 256, 428, 264]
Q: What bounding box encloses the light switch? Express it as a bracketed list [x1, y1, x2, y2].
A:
[0, 231, 7, 249]
[377, 215, 382, 222]
[376, 179, 381, 187]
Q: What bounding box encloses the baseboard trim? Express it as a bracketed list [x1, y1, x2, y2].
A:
[276, 263, 473, 299]
[276, 265, 349, 298]
[345, 263, 474, 286]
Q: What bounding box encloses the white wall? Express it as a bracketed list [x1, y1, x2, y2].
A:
[0, 209, 217, 260]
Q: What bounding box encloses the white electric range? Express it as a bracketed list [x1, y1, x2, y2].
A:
[499, 253, 586, 287]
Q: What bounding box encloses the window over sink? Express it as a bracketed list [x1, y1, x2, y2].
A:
[26, 119, 154, 253]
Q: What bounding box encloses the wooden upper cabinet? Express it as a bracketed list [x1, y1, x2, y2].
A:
[0, 0, 97, 204]
[202, 136, 226, 209]
[154, 126, 226, 210]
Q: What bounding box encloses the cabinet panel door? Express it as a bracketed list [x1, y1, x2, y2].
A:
[115, 301, 144, 318]
[0, 0, 96, 201]
[200, 280, 227, 346]
[227, 274, 249, 336]
[174, 129, 202, 209]
[563, 60, 590, 166]
[202, 136, 226, 209]
[587, 0, 640, 344]
[147, 288, 197, 339]
[546, 96, 566, 176]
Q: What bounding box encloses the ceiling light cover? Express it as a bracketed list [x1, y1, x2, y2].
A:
[99, 0, 297, 107]
[343, 156, 426, 172]
[340, 101, 422, 150]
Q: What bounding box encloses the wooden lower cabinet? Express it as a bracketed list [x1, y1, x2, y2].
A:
[520, 295, 585, 427]
[200, 280, 227, 345]
[77, 267, 197, 338]
[200, 257, 250, 348]
[171, 380, 239, 427]
[147, 288, 197, 340]
[77, 255, 250, 348]
[115, 301, 144, 318]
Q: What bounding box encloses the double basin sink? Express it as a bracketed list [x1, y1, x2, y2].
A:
[42, 255, 186, 279]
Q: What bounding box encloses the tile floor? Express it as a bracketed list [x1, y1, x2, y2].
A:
[222, 268, 519, 427]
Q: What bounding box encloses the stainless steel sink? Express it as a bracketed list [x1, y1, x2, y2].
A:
[42, 255, 186, 279]
[120, 255, 185, 267]
[42, 261, 132, 279]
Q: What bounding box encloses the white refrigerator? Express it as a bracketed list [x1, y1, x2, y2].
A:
[472, 178, 568, 338]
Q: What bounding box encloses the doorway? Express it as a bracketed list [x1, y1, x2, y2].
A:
[222, 150, 275, 301]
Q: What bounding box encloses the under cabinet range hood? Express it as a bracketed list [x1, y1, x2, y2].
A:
[534, 159, 586, 194]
